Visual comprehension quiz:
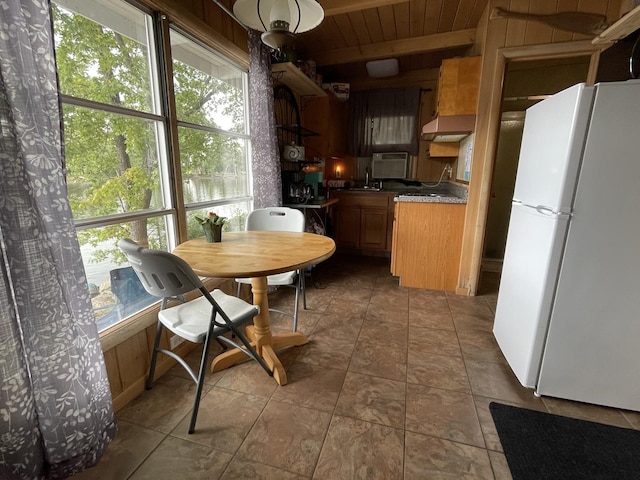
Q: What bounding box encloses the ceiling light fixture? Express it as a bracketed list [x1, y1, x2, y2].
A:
[366, 58, 399, 78]
[233, 0, 324, 51]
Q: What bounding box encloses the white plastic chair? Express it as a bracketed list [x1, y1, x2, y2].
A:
[235, 207, 307, 331]
[119, 239, 271, 434]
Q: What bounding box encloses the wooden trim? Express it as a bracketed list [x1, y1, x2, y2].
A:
[312, 29, 477, 66]
[586, 49, 601, 85]
[139, 0, 249, 68]
[457, 39, 601, 296]
[499, 40, 598, 62]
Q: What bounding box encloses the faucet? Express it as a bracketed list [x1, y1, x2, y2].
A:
[365, 167, 370, 187]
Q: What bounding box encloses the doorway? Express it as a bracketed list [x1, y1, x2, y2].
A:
[479, 57, 591, 292]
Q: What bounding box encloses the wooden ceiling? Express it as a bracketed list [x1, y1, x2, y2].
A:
[294, 0, 489, 85]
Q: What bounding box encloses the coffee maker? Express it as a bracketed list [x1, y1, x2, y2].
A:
[282, 170, 313, 204]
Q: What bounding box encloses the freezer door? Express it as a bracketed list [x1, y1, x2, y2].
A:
[493, 203, 570, 387]
[536, 80, 640, 411]
[513, 83, 594, 212]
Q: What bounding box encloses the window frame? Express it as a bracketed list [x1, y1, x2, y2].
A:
[52, 0, 254, 335]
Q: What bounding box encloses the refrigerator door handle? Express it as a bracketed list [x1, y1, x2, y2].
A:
[512, 201, 573, 217]
[535, 205, 559, 215]
[534, 205, 573, 217]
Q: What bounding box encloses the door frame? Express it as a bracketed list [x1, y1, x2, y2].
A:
[457, 40, 601, 296]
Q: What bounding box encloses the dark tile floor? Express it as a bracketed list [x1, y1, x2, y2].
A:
[72, 254, 640, 479]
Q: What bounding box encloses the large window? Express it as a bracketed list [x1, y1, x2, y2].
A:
[52, 0, 252, 332]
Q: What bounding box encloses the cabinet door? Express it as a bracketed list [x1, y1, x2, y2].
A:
[437, 56, 481, 116]
[360, 208, 388, 250]
[335, 206, 360, 248]
[393, 203, 465, 290]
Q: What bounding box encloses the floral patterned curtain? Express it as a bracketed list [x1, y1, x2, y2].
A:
[0, 2, 116, 479]
[248, 30, 282, 208]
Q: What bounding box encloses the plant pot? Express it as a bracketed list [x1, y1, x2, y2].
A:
[203, 225, 222, 243]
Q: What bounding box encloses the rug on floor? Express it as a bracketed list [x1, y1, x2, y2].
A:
[489, 402, 640, 480]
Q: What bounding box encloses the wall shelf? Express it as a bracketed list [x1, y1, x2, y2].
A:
[276, 123, 318, 137]
[272, 62, 327, 97]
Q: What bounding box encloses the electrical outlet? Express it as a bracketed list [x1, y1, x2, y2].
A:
[169, 335, 185, 350]
[445, 164, 453, 178]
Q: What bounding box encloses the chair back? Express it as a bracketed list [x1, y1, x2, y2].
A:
[118, 238, 203, 299]
[246, 207, 305, 233]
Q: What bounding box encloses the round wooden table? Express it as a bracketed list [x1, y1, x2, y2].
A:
[172, 231, 336, 385]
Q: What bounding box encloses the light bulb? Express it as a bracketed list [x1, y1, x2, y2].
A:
[270, 0, 291, 27]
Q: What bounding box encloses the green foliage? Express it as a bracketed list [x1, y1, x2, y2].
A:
[195, 212, 227, 226]
[53, 2, 247, 264]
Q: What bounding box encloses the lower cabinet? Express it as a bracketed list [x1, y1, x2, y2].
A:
[333, 192, 394, 253]
[391, 201, 466, 291]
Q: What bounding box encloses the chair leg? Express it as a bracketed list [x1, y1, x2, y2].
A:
[301, 269, 307, 310]
[146, 319, 163, 390]
[188, 324, 215, 434]
[293, 273, 301, 333]
[230, 325, 272, 375]
[236, 281, 242, 298]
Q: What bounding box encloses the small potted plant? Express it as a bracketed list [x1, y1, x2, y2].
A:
[195, 212, 226, 243]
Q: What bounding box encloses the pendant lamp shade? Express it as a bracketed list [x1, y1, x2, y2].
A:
[233, 0, 324, 36]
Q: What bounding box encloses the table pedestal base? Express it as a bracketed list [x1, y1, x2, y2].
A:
[210, 329, 308, 385]
[210, 276, 309, 385]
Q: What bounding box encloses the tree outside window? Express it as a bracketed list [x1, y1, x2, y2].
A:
[52, 0, 252, 332]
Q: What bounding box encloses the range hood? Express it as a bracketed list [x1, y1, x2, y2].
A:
[421, 114, 476, 142]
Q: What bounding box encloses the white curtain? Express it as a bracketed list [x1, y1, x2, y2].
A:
[0, 1, 116, 478]
[347, 88, 421, 157]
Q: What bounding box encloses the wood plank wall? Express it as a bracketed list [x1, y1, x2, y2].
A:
[456, 0, 624, 295]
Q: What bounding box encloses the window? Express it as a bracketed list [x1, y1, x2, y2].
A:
[347, 88, 421, 157]
[52, 0, 252, 332]
[169, 29, 252, 237]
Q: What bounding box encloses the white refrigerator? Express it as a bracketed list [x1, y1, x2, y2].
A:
[493, 80, 640, 411]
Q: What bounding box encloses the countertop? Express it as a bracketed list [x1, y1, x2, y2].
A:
[284, 198, 338, 209]
[331, 181, 468, 204]
[393, 193, 467, 204]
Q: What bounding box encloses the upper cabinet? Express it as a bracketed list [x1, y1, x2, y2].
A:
[437, 56, 482, 116]
[425, 56, 481, 157]
[271, 62, 326, 98]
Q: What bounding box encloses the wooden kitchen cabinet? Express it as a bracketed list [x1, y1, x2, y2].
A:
[302, 93, 348, 159]
[333, 192, 393, 253]
[437, 56, 482, 116]
[391, 202, 466, 291]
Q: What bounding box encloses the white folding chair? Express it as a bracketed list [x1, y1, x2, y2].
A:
[235, 207, 307, 331]
[119, 239, 271, 434]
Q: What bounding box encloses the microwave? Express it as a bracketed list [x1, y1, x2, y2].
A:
[371, 152, 409, 179]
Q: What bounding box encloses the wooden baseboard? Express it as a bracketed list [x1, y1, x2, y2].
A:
[455, 286, 470, 296]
